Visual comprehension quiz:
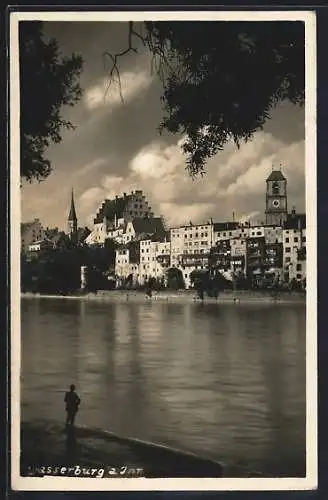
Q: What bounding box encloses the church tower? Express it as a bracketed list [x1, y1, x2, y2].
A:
[265, 167, 288, 226]
[68, 188, 78, 240]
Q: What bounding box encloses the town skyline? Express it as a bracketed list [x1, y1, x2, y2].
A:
[21, 21, 306, 231]
[23, 164, 305, 235]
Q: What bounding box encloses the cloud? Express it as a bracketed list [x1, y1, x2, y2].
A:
[77, 129, 305, 229]
[20, 25, 306, 233]
[238, 211, 261, 224]
[159, 202, 216, 226]
[84, 70, 153, 112]
[73, 158, 109, 179]
[78, 175, 137, 224]
[130, 141, 183, 180]
[47, 124, 306, 232]
[79, 186, 104, 206]
[225, 139, 305, 199]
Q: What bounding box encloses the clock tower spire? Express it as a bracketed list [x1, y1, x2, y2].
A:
[265, 166, 288, 226]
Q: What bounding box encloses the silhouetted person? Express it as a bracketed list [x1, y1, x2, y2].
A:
[64, 384, 81, 426]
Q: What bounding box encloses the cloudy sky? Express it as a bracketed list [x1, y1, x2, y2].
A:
[21, 21, 305, 230]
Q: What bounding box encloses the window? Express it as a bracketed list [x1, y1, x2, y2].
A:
[302, 236, 306, 243]
[285, 247, 291, 253]
[223, 232, 226, 237]
[256, 231, 261, 236]
[296, 264, 302, 271]
[229, 232, 232, 236]
[296, 274, 302, 280]
[294, 237, 298, 243]
[285, 237, 289, 243]
[185, 273, 188, 278]
[272, 181, 280, 195]
[185, 234, 187, 238]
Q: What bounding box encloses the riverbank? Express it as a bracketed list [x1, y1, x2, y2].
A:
[21, 289, 306, 304]
[20, 420, 224, 478]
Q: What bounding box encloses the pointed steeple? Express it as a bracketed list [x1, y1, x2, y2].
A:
[68, 188, 78, 240]
[68, 188, 77, 222]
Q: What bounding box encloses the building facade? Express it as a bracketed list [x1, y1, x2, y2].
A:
[169, 222, 214, 288]
[282, 225, 306, 283]
[28, 239, 53, 254]
[115, 238, 171, 286]
[21, 218, 45, 253]
[85, 190, 155, 246]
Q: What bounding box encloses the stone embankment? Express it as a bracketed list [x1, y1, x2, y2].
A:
[21, 289, 306, 305]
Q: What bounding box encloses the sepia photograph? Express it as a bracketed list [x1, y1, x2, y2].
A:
[10, 10, 317, 491]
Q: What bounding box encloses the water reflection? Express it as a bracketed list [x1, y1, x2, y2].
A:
[21, 298, 306, 476]
[65, 425, 78, 463]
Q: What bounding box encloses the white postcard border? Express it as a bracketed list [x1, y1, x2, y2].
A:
[10, 9, 317, 491]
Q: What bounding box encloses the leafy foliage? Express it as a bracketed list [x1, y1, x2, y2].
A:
[141, 21, 305, 175]
[166, 267, 185, 290]
[21, 238, 117, 294]
[19, 22, 83, 182]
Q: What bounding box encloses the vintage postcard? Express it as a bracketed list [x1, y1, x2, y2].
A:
[10, 9, 317, 491]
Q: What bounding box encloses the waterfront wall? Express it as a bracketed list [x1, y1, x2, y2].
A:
[21, 289, 306, 304]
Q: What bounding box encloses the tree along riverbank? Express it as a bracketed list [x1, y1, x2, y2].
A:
[21, 289, 306, 304]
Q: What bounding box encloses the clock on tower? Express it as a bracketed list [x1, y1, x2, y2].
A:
[265, 169, 288, 226]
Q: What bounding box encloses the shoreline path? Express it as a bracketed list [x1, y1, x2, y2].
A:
[20, 420, 224, 478]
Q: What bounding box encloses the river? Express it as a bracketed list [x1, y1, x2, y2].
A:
[20, 297, 306, 477]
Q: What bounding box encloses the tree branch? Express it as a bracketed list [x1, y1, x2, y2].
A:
[103, 21, 144, 103]
[103, 21, 175, 103]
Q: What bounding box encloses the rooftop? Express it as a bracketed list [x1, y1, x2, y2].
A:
[68, 190, 77, 222]
[266, 170, 286, 182]
[132, 217, 166, 236]
[94, 195, 133, 224]
[213, 222, 240, 232]
[284, 213, 306, 230]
